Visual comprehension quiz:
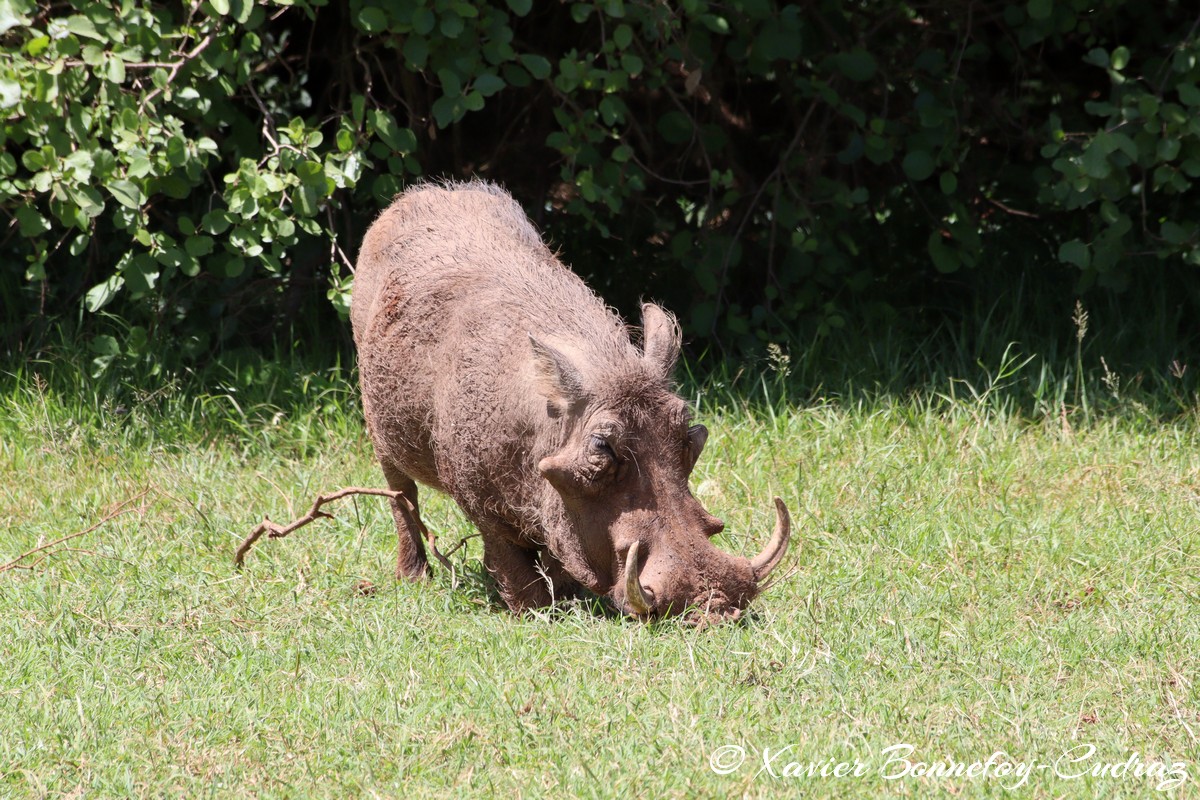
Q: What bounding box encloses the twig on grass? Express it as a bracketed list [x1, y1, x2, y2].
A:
[235, 487, 402, 567]
[0, 489, 152, 575]
[236, 486, 483, 578]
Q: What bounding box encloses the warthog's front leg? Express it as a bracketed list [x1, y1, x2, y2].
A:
[479, 524, 553, 613]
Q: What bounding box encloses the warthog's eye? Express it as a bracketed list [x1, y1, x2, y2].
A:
[590, 433, 616, 459]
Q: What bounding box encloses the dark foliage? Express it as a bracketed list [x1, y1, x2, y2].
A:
[2, 0, 1198, 374]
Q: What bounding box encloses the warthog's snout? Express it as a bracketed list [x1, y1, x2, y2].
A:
[622, 498, 791, 621]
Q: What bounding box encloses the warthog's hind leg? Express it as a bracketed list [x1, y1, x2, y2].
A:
[380, 463, 431, 581]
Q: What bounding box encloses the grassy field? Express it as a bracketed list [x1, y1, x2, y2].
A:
[1, 349, 1198, 798]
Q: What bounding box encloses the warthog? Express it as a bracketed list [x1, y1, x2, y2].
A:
[351, 180, 791, 621]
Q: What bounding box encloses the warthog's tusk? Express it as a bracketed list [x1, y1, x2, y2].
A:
[624, 541, 653, 615]
[750, 497, 791, 580]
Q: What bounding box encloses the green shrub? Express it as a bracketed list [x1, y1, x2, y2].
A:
[1, 0, 1197, 372]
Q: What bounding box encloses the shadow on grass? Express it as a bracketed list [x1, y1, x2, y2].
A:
[679, 268, 1200, 425]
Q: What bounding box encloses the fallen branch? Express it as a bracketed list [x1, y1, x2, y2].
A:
[0, 489, 152, 575]
[235, 487, 402, 567]
[236, 486, 480, 575]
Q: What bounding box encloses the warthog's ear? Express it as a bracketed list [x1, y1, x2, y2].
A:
[641, 303, 681, 377]
[529, 334, 587, 416]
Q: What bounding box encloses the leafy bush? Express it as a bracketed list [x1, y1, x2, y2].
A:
[1, 0, 1197, 372]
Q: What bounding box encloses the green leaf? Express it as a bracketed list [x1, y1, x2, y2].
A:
[126, 326, 148, 354]
[296, 159, 325, 187]
[902, 150, 936, 181]
[107, 179, 145, 209]
[439, 12, 464, 38]
[603, 0, 625, 18]
[939, 172, 958, 194]
[0, 77, 19, 109]
[105, 56, 126, 84]
[0, 0, 32, 34]
[1110, 46, 1130, 71]
[90, 334, 120, 356]
[1058, 239, 1090, 268]
[412, 8, 435, 35]
[185, 235, 214, 257]
[474, 73, 505, 97]
[202, 210, 232, 234]
[403, 36, 428, 68]
[1083, 48, 1108, 68]
[70, 186, 105, 218]
[15, 205, 50, 236]
[864, 134, 893, 165]
[437, 68, 462, 98]
[81, 44, 105, 67]
[463, 90, 484, 112]
[230, 0, 252, 23]
[1157, 137, 1181, 161]
[24, 34, 49, 57]
[835, 50, 876, 82]
[127, 153, 152, 179]
[65, 14, 101, 40]
[223, 256, 246, 278]
[1161, 221, 1190, 245]
[357, 6, 387, 33]
[507, 0, 532, 16]
[520, 54, 551, 80]
[1080, 145, 1110, 179]
[209, 0, 230, 16]
[21, 149, 44, 171]
[599, 95, 623, 125]
[1178, 83, 1200, 107]
[1026, 0, 1052, 20]
[1092, 131, 1120, 155]
[927, 232, 960, 273]
[613, 23, 633, 50]
[370, 110, 417, 152]
[125, 253, 160, 292]
[84, 274, 124, 312]
[431, 95, 458, 128]
[180, 254, 201, 277]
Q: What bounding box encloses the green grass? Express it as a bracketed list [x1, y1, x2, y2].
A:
[1, 348, 1198, 798]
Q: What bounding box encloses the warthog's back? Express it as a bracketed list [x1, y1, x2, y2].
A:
[352, 181, 626, 355]
[351, 181, 633, 502]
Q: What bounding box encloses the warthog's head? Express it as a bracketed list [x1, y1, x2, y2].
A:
[530, 304, 791, 623]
